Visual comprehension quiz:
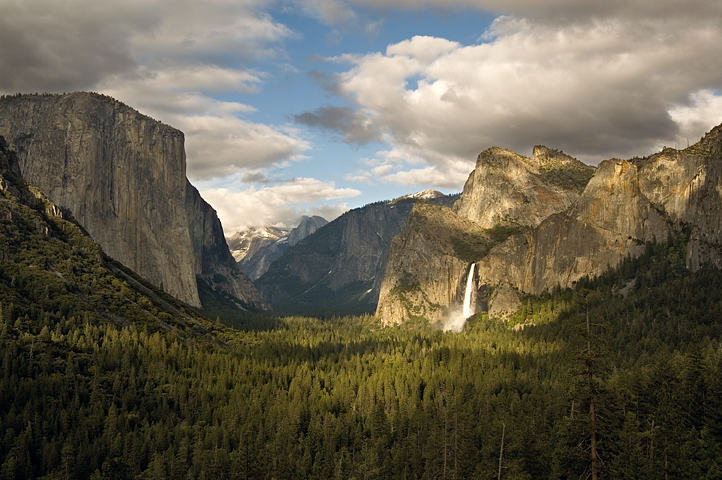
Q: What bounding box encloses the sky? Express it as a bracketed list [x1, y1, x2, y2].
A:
[2, 0, 722, 235]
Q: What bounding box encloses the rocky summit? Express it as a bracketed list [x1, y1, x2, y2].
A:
[0, 92, 267, 311]
[479, 125, 722, 301]
[376, 125, 722, 325]
[376, 145, 594, 324]
[454, 145, 594, 228]
[230, 216, 328, 281]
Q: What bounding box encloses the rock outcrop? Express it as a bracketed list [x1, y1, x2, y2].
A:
[479, 125, 722, 297]
[0, 92, 266, 310]
[229, 226, 287, 262]
[377, 123, 722, 325]
[377, 146, 593, 324]
[287, 215, 328, 247]
[256, 191, 458, 314]
[454, 146, 594, 227]
[477, 158, 671, 295]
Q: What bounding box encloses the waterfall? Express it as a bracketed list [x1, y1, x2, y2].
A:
[462, 263, 476, 318]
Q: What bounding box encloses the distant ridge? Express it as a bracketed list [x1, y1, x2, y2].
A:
[229, 216, 328, 281]
[256, 191, 459, 315]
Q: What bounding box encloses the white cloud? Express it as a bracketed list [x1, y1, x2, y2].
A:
[201, 178, 361, 233]
[321, 5, 722, 186]
[0, 0, 311, 183]
[179, 116, 312, 180]
[669, 90, 722, 147]
[129, 1, 291, 63]
[98, 67, 312, 180]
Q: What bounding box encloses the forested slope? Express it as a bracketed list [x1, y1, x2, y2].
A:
[2, 128, 721, 480]
[2, 221, 722, 478]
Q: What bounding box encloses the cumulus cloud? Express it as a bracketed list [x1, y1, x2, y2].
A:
[201, 178, 361, 233]
[345, 0, 721, 23]
[0, 0, 312, 182]
[669, 90, 722, 147]
[180, 116, 312, 180]
[99, 69, 311, 181]
[321, 3, 722, 186]
[0, 0, 290, 93]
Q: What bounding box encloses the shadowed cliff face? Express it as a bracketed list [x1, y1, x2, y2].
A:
[377, 146, 593, 325]
[185, 182, 269, 310]
[0, 92, 266, 310]
[256, 193, 458, 315]
[256, 200, 417, 314]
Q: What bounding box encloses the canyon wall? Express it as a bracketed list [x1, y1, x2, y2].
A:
[0, 93, 266, 310]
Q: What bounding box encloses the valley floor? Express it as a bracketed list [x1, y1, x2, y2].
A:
[2, 237, 722, 479]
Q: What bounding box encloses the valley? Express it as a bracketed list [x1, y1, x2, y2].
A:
[1, 92, 722, 478]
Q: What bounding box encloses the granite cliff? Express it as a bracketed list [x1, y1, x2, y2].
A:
[375, 202, 488, 324]
[478, 125, 722, 301]
[0, 92, 266, 310]
[377, 124, 722, 325]
[0, 135, 221, 339]
[454, 146, 594, 228]
[377, 146, 594, 324]
[256, 191, 458, 315]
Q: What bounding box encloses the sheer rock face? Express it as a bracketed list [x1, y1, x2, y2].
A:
[287, 215, 328, 247]
[478, 158, 671, 294]
[185, 182, 269, 310]
[454, 146, 594, 227]
[377, 146, 593, 325]
[637, 131, 722, 269]
[375, 203, 484, 325]
[256, 192, 457, 314]
[0, 93, 265, 309]
[478, 124, 722, 299]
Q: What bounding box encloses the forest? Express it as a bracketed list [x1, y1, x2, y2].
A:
[2, 216, 722, 479]
[2, 164, 722, 479]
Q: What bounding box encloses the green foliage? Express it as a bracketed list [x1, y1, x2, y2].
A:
[536, 155, 595, 194]
[271, 279, 377, 317]
[2, 175, 722, 480]
[451, 222, 526, 262]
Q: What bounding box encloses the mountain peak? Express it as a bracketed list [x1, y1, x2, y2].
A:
[393, 189, 445, 202]
[454, 146, 594, 229]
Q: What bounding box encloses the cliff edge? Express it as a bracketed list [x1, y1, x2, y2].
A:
[0, 92, 266, 310]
